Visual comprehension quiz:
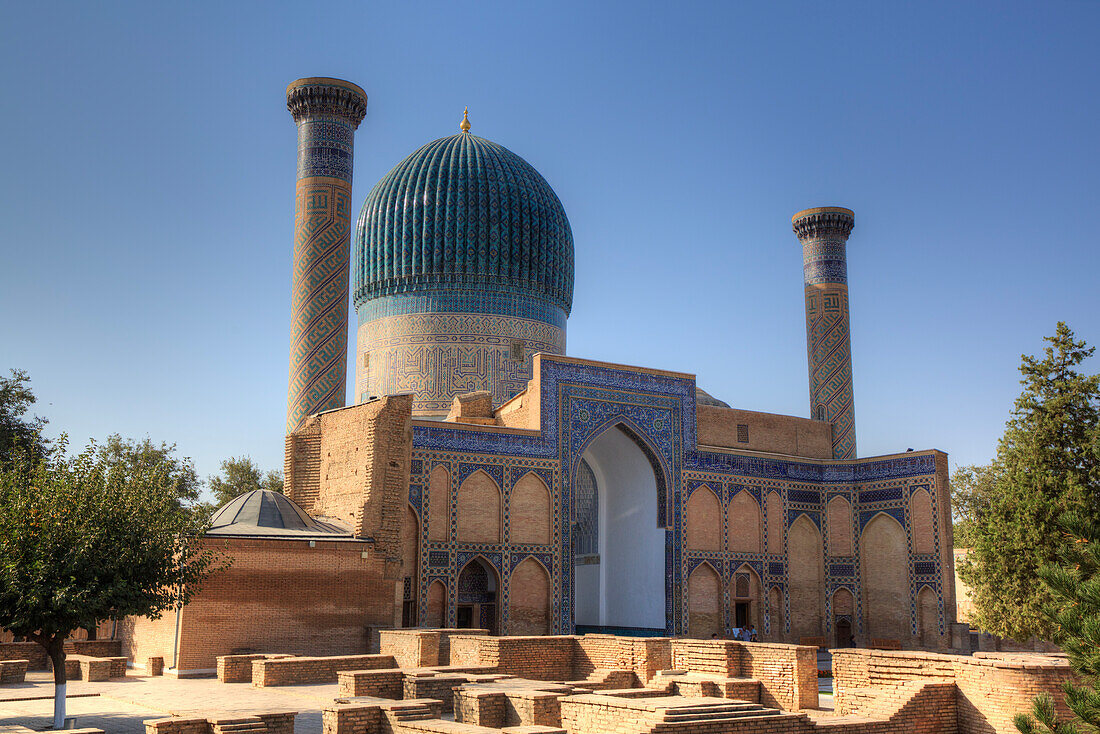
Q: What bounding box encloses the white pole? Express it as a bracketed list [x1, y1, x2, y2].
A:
[53, 682, 66, 730]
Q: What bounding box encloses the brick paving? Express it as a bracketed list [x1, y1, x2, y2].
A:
[0, 672, 338, 733]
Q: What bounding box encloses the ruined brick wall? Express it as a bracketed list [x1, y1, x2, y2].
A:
[284, 395, 413, 554]
[0, 642, 48, 669]
[379, 629, 440, 668]
[252, 653, 396, 686]
[738, 642, 819, 711]
[833, 649, 1076, 734]
[574, 635, 670, 683]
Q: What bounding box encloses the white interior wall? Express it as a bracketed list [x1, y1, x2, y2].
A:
[574, 426, 666, 630]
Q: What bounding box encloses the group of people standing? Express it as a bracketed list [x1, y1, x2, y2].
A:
[711, 625, 757, 642]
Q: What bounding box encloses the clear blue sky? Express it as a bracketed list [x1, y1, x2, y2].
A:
[2, 1, 1097, 497]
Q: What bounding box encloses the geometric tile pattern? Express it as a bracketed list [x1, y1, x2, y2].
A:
[404, 355, 947, 639]
[285, 78, 367, 430]
[357, 310, 565, 413]
[793, 208, 857, 459]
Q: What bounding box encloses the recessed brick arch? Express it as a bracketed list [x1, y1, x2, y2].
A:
[510, 472, 551, 546]
[687, 562, 722, 638]
[728, 490, 762, 554]
[509, 557, 551, 635]
[685, 485, 721, 551]
[909, 488, 935, 555]
[428, 465, 450, 542]
[861, 512, 909, 642]
[788, 514, 824, 640]
[457, 470, 501, 543]
[827, 495, 853, 556]
[425, 580, 446, 627]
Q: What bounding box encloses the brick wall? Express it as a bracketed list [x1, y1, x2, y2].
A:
[833, 648, 1076, 734]
[696, 405, 833, 459]
[739, 642, 819, 711]
[0, 642, 47, 670]
[287, 395, 414, 553]
[128, 536, 395, 673]
[252, 653, 396, 686]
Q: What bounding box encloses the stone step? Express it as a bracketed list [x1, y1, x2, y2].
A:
[658, 707, 782, 723]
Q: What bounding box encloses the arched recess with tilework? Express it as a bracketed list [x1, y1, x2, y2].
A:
[428, 465, 450, 541]
[832, 587, 855, 647]
[509, 557, 551, 635]
[457, 470, 501, 543]
[917, 585, 939, 648]
[425, 580, 446, 627]
[728, 490, 762, 553]
[401, 505, 419, 627]
[788, 514, 825, 640]
[766, 491, 784, 555]
[688, 562, 722, 638]
[909, 488, 935, 555]
[860, 512, 910, 643]
[457, 556, 499, 634]
[827, 496, 853, 556]
[510, 472, 551, 546]
[730, 563, 763, 632]
[685, 485, 721, 551]
[574, 424, 666, 632]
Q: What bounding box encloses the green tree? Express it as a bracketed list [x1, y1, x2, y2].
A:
[950, 462, 1001, 548]
[0, 368, 49, 465]
[95, 434, 202, 509]
[1014, 513, 1100, 734]
[207, 456, 284, 508]
[959, 322, 1100, 641]
[0, 440, 224, 729]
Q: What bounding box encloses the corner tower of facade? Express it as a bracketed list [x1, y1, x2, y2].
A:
[792, 206, 857, 459]
[286, 77, 368, 431]
[353, 115, 574, 417]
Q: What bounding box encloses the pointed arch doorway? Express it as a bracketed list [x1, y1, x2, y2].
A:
[573, 424, 667, 634]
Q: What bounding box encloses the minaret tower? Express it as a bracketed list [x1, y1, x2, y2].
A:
[285, 78, 367, 430]
[792, 207, 857, 459]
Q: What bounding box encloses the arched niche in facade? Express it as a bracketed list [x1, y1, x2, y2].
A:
[788, 514, 825, 640]
[685, 485, 722, 551]
[457, 470, 501, 544]
[509, 557, 551, 635]
[428, 465, 450, 542]
[860, 512, 910, 643]
[827, 495, 854, 557]
[728, 490, 762, 554]
[687, 562, 722, 639]
[510, 472, 552, 546]
[574, 423, 666, 633]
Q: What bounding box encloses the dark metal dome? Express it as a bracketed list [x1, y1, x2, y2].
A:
[207, 490, 349, 538]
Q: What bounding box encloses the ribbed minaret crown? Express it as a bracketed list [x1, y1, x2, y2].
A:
[792, 206, 857, 459]
[285, 77, 367, 431]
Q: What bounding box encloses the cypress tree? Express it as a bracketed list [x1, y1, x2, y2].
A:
[958, 322, 1100, 641]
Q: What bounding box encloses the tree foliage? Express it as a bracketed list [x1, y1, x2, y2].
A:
[958, 322, 1100, 641]
[0, 439, 225, 693]
[1014, 513, 1100, 734]
[950, 462, 1001, 548]
[0, 368, 49, 465]
[95, 434, 202, 509]
[207, 456, 284, 508]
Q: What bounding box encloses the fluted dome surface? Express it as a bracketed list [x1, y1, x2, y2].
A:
[354, 132, 574, 314]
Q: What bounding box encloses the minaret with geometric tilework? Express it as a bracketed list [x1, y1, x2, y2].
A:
[792, 206, 857, 459]
[285, 78, 367, 431]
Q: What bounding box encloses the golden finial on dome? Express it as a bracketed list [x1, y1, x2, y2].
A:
[460, 107, 471, 132]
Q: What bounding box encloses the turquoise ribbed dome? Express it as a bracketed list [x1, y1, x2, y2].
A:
[353, 132, 574, 314]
